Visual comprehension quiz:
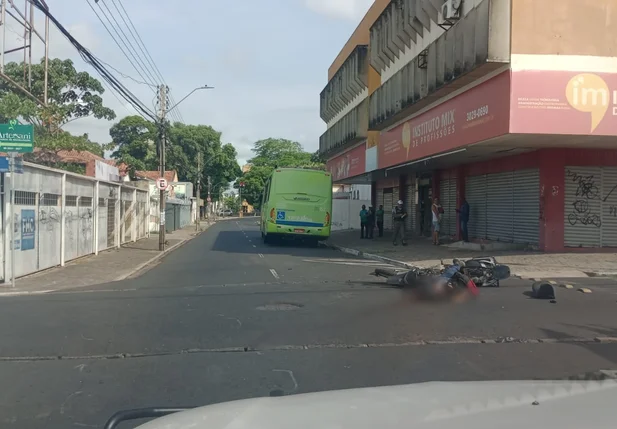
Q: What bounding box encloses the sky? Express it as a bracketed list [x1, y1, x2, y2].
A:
[3, 0, 373, 166]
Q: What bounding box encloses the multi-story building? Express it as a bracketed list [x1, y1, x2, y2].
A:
[321, 0, 617, 251]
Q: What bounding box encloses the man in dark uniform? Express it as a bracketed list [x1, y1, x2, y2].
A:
[392, 200, 408, 246]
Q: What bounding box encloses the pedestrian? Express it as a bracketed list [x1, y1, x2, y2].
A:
[456, 198, 470, 242]
[392, 200, 408, 246]
[359, 204, 368, 239]
[376, 205, 384, 237]
[367, 206, 375, 239]
[431, 197, 443, 245]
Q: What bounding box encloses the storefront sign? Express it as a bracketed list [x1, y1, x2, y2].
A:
[511, 71, 617, 135]
[378, 71, 511, 169]
[326, 142, 367, 181]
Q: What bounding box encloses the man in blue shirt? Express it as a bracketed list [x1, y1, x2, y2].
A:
[456, 198, 470, 242]
[359, 205, 368, 239]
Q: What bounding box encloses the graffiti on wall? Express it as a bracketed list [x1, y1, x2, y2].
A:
[39, 208, 60, 231]
[566, 169, 617, 227]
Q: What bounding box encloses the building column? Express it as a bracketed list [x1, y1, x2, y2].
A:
[455, 165, 465, 241]
[538, 149, 566, 252]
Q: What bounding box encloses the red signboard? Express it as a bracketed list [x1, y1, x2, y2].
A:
[378, 71, 511, 169]
[326, 143, 366, 181]
[511, 70, 617, 136]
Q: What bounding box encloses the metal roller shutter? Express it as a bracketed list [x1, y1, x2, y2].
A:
[564, 166, 617, 247]
[439, 178, 457, 237]
[601, 168, 617, 247]
[376, 188, 384, 209]
[405, 183, 416, 233]
[564, 167, 601, 247]
[486, 172, 514, 241]
[466, 175, 487, 240]
[383, 189, 393, 230]
[513, 169, 540, 244]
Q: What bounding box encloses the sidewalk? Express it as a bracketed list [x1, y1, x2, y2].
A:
[0, 221, 214, 295]
[325, 230, 617, 279]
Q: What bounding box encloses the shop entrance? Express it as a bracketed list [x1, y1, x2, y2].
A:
[418, 176, 432, 237]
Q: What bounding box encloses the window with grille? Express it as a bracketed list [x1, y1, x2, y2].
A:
[15, 191, 37, 206]
[41, 193, 61, 206]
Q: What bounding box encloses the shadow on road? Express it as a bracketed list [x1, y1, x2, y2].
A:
[211, 230, 335, 256]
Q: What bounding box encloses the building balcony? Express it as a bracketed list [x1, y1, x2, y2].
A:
[320, 45, 369, 123]
[319, 98, 369, 157]
[369, 0, 510, 130]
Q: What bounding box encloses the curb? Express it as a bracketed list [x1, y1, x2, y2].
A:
[116, 223, 212, 281]
[322, 242, 414, 269]
[323, 242, 603, 288]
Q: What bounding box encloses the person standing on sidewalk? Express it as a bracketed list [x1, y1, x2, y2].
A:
[431, 197, 443, 245]
[392, 200, 408, 246]
[376, 205, 384, 237]
[359, 205, 369, 239]
[367, 206, 375, 239]
[456, 198, 470, 242]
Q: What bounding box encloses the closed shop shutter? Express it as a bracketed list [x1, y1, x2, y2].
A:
[601, 168, 617, 247]
[466, 170, 540, 243]
[513, 169, 540, 244]
[486, 172, 514, 241]
[383, 189, 393, 230]
[466, 175, 487, 239]
[405, 183, 416, 233]
[564, 166, 617, 247]
[439, 178, 458, 237]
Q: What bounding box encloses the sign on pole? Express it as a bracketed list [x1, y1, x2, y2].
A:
[156, 177, 168, 190]
[0, 120, 34, 153]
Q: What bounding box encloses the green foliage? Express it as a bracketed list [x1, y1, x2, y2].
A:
[237, 138, 324, 206]
[223, 194, 240, 213]
[108, 115, 158, 177]
[0, 58, 116, 128]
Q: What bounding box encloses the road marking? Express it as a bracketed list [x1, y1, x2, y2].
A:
[5, 336, 617, 362]
[561, 284, 575, 289]
[578, 287, 593, 294]
[258, 253, 264, 258]
[270, 269, 280, 279]
[252, 244, 257, 248]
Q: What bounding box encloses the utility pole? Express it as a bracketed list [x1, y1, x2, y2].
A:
[196, 152, 201, 230]
[207, 175, 211, 219]
[157, 84, 167, 251]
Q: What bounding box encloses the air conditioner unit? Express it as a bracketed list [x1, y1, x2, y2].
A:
[442, 0, 462, 20]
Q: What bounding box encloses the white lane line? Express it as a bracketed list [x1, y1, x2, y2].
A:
[258, 253, 264, 258]
[252, 244, 257, 248]
[269, 269, 280, 279]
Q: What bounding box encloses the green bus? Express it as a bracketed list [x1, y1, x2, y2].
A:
[260, 168, 333, 244]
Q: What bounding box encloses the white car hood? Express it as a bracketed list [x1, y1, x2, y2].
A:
[137, 379, 617, 429]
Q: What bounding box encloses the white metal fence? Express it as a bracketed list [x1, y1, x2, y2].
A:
[1, 162, 149, 281]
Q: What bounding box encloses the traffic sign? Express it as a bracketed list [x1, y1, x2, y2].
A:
[239, 181, 245, 187]
[0, 121, 34, 153]
[156, 178, 168, 190]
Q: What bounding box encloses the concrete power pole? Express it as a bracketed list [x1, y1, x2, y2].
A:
[196, 152, 201, 230]
[207, 175, 211, 219]
[157, 84, 167, 251]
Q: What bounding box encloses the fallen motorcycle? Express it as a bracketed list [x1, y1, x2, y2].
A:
[372, 260, 478, 301]
[450, 256, 511, 287]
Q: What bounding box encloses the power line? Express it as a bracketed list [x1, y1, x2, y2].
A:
[29, 0, 156, 121]
[85, 0, 157, 92]
[112, 0, 185, 123]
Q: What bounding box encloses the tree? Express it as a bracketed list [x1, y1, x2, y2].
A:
[236, 138, 324, 206]
[167, 123, 241, 199]
[108, 115, 158, 177]
[0, 58, 116, 130]
[223, 194, 240, 213]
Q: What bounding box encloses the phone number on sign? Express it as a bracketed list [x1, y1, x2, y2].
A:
[466, 105, 489, 122]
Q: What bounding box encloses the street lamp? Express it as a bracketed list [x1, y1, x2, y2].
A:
[157, 84, 214, 251]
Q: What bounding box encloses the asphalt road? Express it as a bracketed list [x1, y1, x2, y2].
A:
[1, 218, 616, 428]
